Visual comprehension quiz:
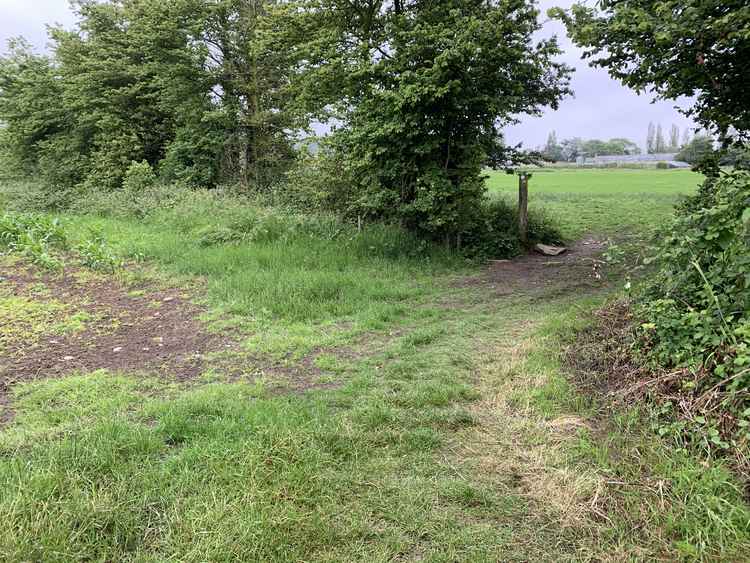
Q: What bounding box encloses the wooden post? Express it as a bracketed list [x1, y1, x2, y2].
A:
[518, 172, 529, 244]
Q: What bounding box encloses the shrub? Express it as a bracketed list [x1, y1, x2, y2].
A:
[457, 197, 564, 259]
[636, 170, 750, 446]
[656, 161, 669, 169]
[70, 183, 192, 219]
[676, 135, 715, 165]
[122, 160, 157, 193]
[280, 146, 359, 217]
[0, 180, 83, 213]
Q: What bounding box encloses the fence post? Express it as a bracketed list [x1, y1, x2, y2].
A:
[518, 172, 529, 244]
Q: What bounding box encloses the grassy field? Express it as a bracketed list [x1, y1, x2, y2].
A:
[1, 169, 749, 561]
[487, 168, 703, 238]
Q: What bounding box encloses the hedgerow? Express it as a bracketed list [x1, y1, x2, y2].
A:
[635, 170, 750, 450]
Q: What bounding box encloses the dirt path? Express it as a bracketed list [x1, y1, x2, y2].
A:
[460, 235, 608, 297]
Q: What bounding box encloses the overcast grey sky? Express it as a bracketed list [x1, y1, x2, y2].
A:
[0, 0, 697, 151]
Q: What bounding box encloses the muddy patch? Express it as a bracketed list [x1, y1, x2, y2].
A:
[457, 236, 608, 297]
[0, 261, 236, 410]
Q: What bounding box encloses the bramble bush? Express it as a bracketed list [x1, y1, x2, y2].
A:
[636, 170, 750, 448]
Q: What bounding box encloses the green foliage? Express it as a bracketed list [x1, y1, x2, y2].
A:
[280, 144, 359, 217]
[556, 0, 750, 453]
[555, 1, 750, 141]
[76, 229, 122, 273]
[581, 137, 640, 157]
[196, 209, 351, 249]
[636, 170, 750, 444]
[720, 144, 750, 169]
[655, 161, 669, 169]
[676, 134, 716, 165]
[459, 198, 563, 258]
[293, 0, 571, 239]
[551, 136, 640, 162]
[0, 213, 67, 269]
[0, 0, 298, 193]
[0, 0, 572, 246]
[122, 161, 157, 194]
[0, 211, 122, 272]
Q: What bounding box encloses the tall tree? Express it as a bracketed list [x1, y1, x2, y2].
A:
[179, 0, 301, 189]
[669, 124, 680, 151]
[655, 124, 667, 153]
[0, 0, 300, 191]
[0, 40, 75, 186]
[646, 122, 656, 154]
[543, 130, 563, 161]
[291, 0, 572, 238]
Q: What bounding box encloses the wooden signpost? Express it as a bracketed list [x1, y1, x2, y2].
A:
[517, 172, 530, 244]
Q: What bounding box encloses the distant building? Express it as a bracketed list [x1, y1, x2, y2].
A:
[577, 153, 690, 168]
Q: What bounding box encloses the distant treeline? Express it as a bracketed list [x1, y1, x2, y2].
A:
[540, 133, 641, 162]
[542, 125, 748, 166]
[542, 123, 690, 162]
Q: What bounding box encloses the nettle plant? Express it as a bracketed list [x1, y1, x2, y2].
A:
[637, 170, 750, 446]
[0, 213, 67, 270]
[0, 212, 122, 273]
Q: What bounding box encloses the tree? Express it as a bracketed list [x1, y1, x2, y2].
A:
[174, 0, 301, 189]
[543, 131, 563, 161]
[720, 144, 750, 169]
[553, 1, 750, 143]
[0, 0, 300, 191]
[556, 1, 750, 443]
[676, 134, 715, 164]
[655, 124, 666, 153]
[669, 124, 680, 152]
[291, 0, 572, 239]
[646, 122, 656, 154]
[0, 39, 75, 186]
[606, 138, 640, 155]
[560, 137, 584, 162]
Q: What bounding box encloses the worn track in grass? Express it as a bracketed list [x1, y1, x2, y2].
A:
[0, 237, 609, 421]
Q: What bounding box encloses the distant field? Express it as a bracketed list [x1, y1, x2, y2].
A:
[486, 168, 703, 239]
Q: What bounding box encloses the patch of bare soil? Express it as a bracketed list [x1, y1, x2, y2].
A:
[457, 236, 609, 297]
[563, 300, 646, 396]
[0, 261, 236, 413]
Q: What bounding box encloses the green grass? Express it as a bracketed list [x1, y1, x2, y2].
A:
[486, 168, 702, 238]
[0, 293, 91, 354]
[1, 170, 748, 561]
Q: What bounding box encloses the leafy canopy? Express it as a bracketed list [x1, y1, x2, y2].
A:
[291, 0, 572, 237]
[553, 1, 750, 142]
[0, 0, 300, 191]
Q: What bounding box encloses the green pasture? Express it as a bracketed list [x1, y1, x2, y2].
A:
[1, 169, 748, 562]
[487, 168, 702, 238]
